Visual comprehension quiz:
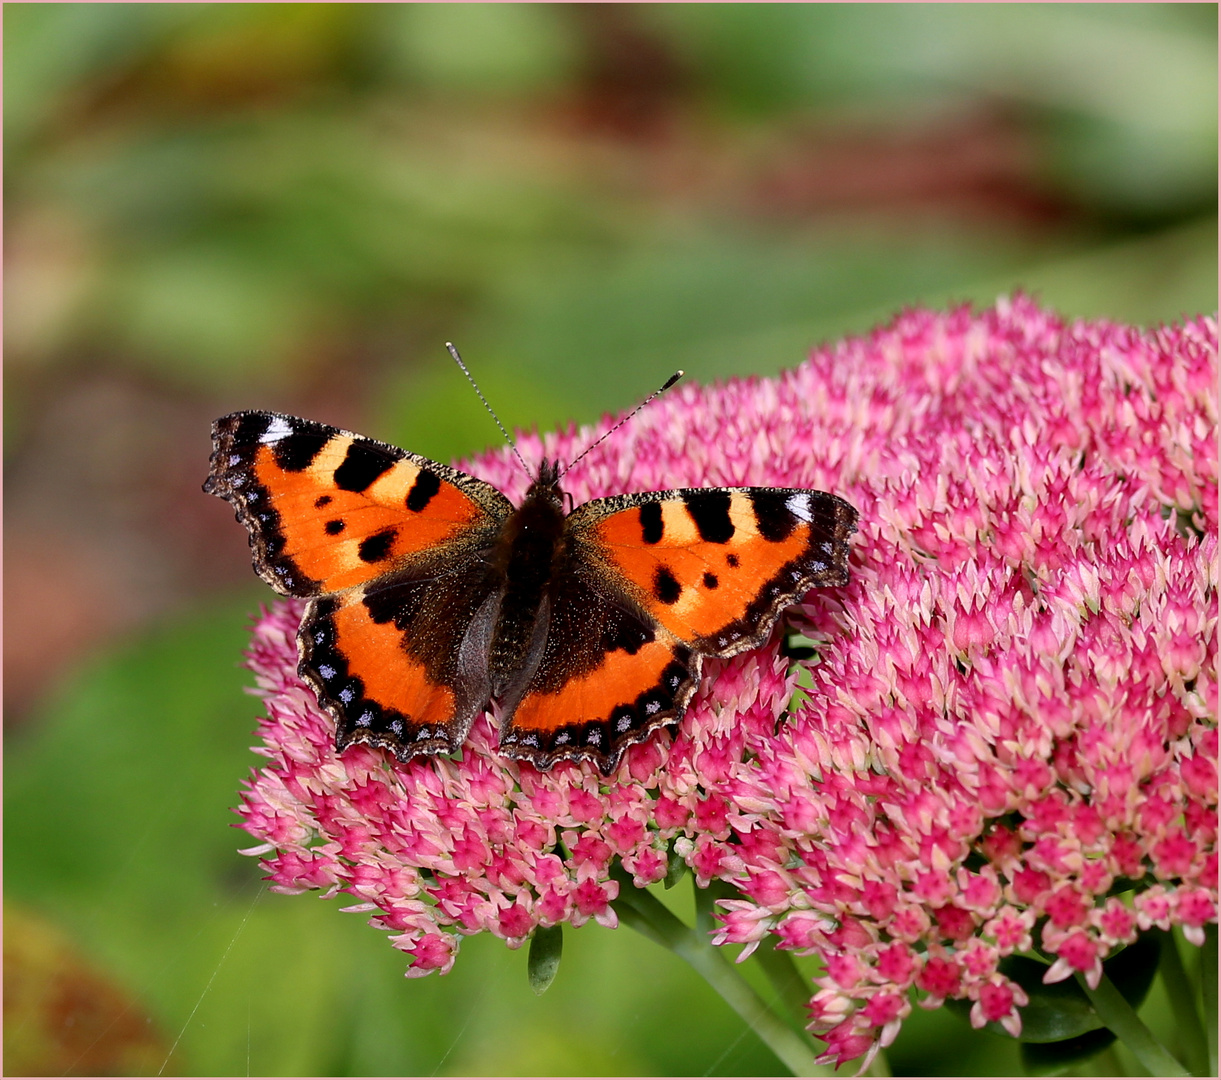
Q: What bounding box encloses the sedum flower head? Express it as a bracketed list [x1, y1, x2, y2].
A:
[235, 297, 1216, 1061]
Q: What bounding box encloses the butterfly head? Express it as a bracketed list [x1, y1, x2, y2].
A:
[522, 458, 566, 511]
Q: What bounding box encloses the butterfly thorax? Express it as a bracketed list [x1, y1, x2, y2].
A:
[486, 462, 567, 692]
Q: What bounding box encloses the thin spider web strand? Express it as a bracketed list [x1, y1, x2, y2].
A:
[159, 881, 268, 1076]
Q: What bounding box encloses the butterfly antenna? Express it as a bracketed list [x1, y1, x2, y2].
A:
[446, 342, 532, 475]
[561, 370, 683, 477]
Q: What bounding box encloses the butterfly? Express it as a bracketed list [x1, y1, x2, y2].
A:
[205, 407, 857, 775]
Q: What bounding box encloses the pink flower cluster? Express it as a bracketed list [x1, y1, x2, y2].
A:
[235, 297, 1216, 1064]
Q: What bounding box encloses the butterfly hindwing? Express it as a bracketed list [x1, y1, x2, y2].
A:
[497, 561, 700, 772]
[301, 566, 499, 758]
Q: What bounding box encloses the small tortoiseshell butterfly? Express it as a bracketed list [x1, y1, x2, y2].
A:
[206, 388, 857, 774]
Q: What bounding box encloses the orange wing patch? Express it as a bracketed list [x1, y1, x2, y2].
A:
[205, 411, 509, 598]
[248, 439, 485, 592]
[501, 636, 697, 772]
[330, 599, 455, 726]
[511, 638, 679, 731]
[582, 488, 852, 650]
[299, 593, 468, 759]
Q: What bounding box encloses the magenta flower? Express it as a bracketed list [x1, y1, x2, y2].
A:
[235, 297, 1216, 1073]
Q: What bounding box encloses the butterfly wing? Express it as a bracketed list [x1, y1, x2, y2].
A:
[205, 411, 514, 757]
[205, 411, 513, 597]
[500, 486, 857, 773]
[496, 564, 701, 774]
[301, 567, 501, 759]
[577, 487, 858, 655]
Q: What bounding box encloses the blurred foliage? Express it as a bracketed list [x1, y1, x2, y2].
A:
[4, 3, 1215, 1075]
[5, 5, 1216, 442]
[4, 905, 185, 1076]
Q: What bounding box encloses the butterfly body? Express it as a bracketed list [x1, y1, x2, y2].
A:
[484, 461, 567, 696]
[206, 410, 857, 774]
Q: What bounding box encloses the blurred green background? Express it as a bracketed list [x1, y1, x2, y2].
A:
[4, 4, 1215, 1075]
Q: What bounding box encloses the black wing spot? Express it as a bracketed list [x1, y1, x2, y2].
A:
[685, 491, 735, 543]
[361, 577, 429, 627]
[334, 441, 395, 492]
[274, 431, 329, 472]
[358, 528, 397, 563]
[315, 494, 333, 509]
[325, 519, 346, 535]
[749, 490, 798, 542]
[602, 613, 655, 655]
[703, 572, 719, 590]
[726, 553, 740, 568]
[407, 468, 441, 512]
[232, 413, 274, 446]
[653, 565, 682, 605]
[638, 502, 664, 544]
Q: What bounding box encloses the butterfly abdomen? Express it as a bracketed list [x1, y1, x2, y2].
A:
[486, 475, 567, 693]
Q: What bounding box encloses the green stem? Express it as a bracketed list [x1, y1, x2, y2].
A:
[1075, 969, 1190, 1076]
[750, 940, 890, 1077]
[1156, 930, 1208, 1076]
[1202, 924, 1217, 1077]
[611, 873, 830, 1077]
[753, 940, 815, 1025]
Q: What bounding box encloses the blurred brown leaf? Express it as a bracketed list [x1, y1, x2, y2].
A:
[4, 906, 182, 1076]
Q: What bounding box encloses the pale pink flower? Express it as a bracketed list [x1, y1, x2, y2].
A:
[234, 297, 1216, 1062]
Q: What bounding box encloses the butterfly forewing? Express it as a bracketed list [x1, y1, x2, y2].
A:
[571, 487, 857, 656]
[205, 411, 512, 596]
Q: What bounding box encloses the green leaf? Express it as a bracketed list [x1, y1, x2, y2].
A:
[946, 954, 1100, 1042]
[780, 630, 818, 661]
[527, 924, 563, 996]
[1020, 1026, 1119, 1073]
[664, 844, 688, 890]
